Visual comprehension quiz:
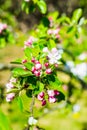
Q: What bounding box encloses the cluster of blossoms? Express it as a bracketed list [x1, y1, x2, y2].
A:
[0, 23, 7, 34]
[22, 47, 62, 78]
[6, 77, 17, 102]
[24, 36, 36, 48]
[37, 90, 60, 106]
[47, 28, 60, 39]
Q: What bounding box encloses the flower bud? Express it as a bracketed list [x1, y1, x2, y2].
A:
[37, 92, 44, 101]
[22, 59, 27, 63]
[44, 62, 49, 68]
[34, 71, 40, 77]
[46, 68, 52, 74]
[35, 63, 42, 70]
[31, 57, 36, 63]
[6, 93, 15, 102]
[32, 67, 36, 73]
[47, 90, 55, 97]
[54, 90, 60, 95]
[42, 100, 46, 106]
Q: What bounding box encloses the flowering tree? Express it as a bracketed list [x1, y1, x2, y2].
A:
[0, 1, 87, 130]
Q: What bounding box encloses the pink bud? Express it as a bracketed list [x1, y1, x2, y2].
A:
[6, 93, 15, 102]
[47, 90, 55, 97]
[48, 97, 56, 103]
[54, 90, 60, 95]
[46, 68, 52, 74]
[54, 63, 58, 68]
[44, 62, 49, 68]
[35, 63, 42, 70]
[31, 57, 36, 63]
[42, 100, 46, 106]
[37, 92, 44, 101]
[22, 59, 27, 63]
[32, 67, 36, 73]
[34, 71, 40, 77]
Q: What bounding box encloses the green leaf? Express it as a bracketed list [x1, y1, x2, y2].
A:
[11, 58, 22, 64]
[72, 8, 82, 24]
[56, 91, 65, 102]
[49, 39, 56, 49]
[17, 97, 23, 112]
[48, 11, 59, 21]
[12, 68, 32, 77]
[24, 47, 32, 59]
[24, 62, 33, 70]
[49, 76, 62, 90]
[26, 89, 32, 97]
[39, 82, 44, 92]
[37, 0, 47, 14]
[6, 88, 19, 94]
[0, 109, 12, 130]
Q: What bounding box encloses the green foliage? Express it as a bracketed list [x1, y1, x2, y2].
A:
[0, 110, 12, 130]
[22, 0, 47, 14]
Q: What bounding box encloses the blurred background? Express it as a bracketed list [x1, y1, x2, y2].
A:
[0, 0, 87, 130]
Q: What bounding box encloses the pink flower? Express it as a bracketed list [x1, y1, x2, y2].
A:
[46, 68, 52, 74]
[47, 90, 55, 97]
[6, 93, 15, 102]
[6, 82, 14, 89]
[47, 29, 53, 35]
[53, 28, 60, 35]
[48, 97, 56, 103]
[10, 77, 17, 83]
[42, 100, 46, 106]
[35, 63, 42, 70]
[37, 92, 44, 101]
[24, 36, 35, 47]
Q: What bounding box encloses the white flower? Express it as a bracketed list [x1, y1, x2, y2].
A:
[48, 48, 62, 64]
[73, 104, 80, 113]
[71, 63, 87, 79]
[28, 116, 37, 125]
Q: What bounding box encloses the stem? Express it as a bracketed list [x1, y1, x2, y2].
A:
[30, 95, 35, 116]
